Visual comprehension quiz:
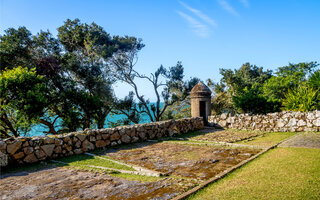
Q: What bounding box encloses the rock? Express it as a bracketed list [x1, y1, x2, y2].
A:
[110, 141, 118, 146]
[0, 140, 6, 151]
[101, 134, 109, 140]
[221, 113, 228, 120]
[35, 149, 46, 159]
[0, 151, 8, 167]
[287, 118, 297, 127]
[75, 140, 81, 148]
[81, 140, 95, 152]
[121, 135, 131, 143]
[7, 141, 22, 155]
[63, 137, 72, 145]
[53, 146, 62, 154]
[138, 132, 146, 139]
[54, 139, 63, 146]
[23, 147, 34, 155]
[24, 153, 38, 163]
[119, 128, 126, 136]
[95, 140, 107, 148]
[132, 136, 139, 143]
[41, 144, 55, 157]
[297, 120, 307, 127]
[96, 134, 102, 140]
[65, 145, 72, 151]
[220, 120, 227, 127]
[307, 113, 315, 120]
[276, 119, 286, 128]
[315, 110, 320, 118]
[110, 132, 120, 141]
[313, 118, 320, 127]
[43, 137, 55, 144]
[73, 149, 83, 154]
[89, 136, 96, 142]
[13, 151, 25, 159]
[76, 134, 87, 142]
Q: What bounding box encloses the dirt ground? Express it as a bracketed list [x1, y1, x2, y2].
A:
[104, 142, 260, 180]
[0, 167, 195, 200]
[279, 132, 320, 148]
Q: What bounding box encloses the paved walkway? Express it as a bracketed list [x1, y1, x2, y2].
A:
[279, 132, 320, 149]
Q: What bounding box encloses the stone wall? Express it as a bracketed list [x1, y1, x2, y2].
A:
[208, 111, 320, 132]
[0, 117, 203, 167]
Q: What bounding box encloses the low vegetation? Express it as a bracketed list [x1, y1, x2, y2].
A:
[188, 147, 320, 200]
[236, 132, 296, 147]
[209, 62, 320, 115]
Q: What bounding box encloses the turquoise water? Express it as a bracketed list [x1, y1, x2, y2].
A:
[29, 112, 151, 137]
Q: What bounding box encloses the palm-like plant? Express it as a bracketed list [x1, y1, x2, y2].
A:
[283, 83, 319, 112]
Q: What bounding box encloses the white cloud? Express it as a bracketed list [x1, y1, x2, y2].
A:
[239, 0, 249, 8]
[177, 11, 210, 38]
[217, 0, 239, 16]
[179, 1, 217, 27]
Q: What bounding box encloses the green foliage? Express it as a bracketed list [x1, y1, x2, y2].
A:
[0, 19, 141, 137]
[308, 70, 320, 90]
[262, 62, 319, 104]
[207, 79, 234, 115]
[217, 63, 275, 114]
[0, 67, 48, 137]
[0, 27, 34, 71]
[232, 88, 276, 114]
[215, 62, 319, 114]
[283, 84, 319, 112]
[220, 62, 272, 95]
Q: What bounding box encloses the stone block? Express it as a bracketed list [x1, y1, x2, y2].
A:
[41, 144, 55, 157]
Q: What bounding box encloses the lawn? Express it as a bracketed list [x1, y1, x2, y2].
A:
[236, 132, 296, 147]
[188, 147, 320, 200]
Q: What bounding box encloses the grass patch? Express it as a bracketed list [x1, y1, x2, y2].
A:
[236, 132, 296, 147]
[55, 154, 135, 171]
[188, 147, 320, 200]
[110, 173, 162, 182]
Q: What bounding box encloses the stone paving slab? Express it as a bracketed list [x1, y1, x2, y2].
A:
[279, 132, 320, 149]
[0, 167, 192, 200]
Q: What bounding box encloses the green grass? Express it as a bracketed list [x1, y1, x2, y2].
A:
[110, 173, 162, 182]
[56, 154, 135, 171]
[188, 147, 320, 200]
[236, 132, 296, 147]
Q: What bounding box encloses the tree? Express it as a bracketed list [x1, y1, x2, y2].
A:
[262, 62, 319, 105]
[207, 79, 234, 115]
[0, 19, 141, 136]
[0, 67, 48, 138]
[111, 42, 197, 123]
[0, 27, 34, 71]
[218, 63, 274, 114]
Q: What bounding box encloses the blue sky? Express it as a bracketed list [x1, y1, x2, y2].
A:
[1, 0, 320, 100]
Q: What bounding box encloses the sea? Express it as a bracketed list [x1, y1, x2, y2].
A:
[28, 107, 155, 137]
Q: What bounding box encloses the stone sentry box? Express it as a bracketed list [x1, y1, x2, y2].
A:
[190, 82, 212, 125]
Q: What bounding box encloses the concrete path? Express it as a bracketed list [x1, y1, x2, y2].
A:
[279, 132, 320, 149]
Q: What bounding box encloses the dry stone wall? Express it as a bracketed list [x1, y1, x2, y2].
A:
[208, 110, 320, 132]
[0, 117, 203, 167]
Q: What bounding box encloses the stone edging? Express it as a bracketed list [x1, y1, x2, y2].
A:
[84, 152, 164, 177]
